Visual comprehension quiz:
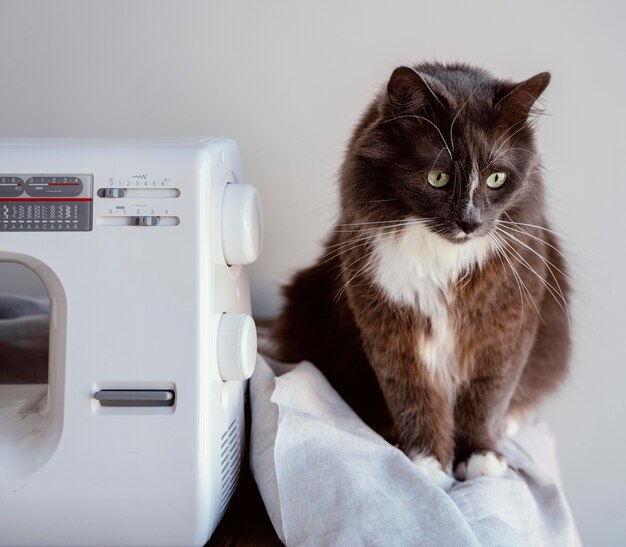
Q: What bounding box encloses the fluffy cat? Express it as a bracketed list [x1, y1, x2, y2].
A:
[271, 62, 570, 489]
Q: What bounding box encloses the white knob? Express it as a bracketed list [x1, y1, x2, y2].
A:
[221, 183, 263, 265]
[216, 313, 257, 381]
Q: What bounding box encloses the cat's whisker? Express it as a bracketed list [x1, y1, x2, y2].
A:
[496, 227, 569, 290]
[453, 162, 462, 208]
[495, 227, 571, 321]
[323, 230, 401, 265]
[488, 119, 524, 157]
[393, 221, 447, 244]
[417, 219, 449, 239]
[409, 114, 453, 160]
[352, 198, 399, 204]
[325, 219, 441, 265]
[498, 258, 554, 327]
[486, 155, 526, 182]
[335, 264, 377, 301]
[333, 237, 376, 270]
[500, 146, 538, 157]
[498, 217, 579, 247]
[488, 119, 527, 162]
[490, 233, 530, 312]
[327, 219, 434, 245]
[323, 232, 387, 252]
[334, 218, 430, 228]
[455, 160, 467, 207]
[487, 149, 538, 172]
[329, 226, 417, 276]
[495, 220, 576, 273]
[449, 87, 478, 152]
[495, 230, 569, 323]
[382, 113, 452, 159]
[428, 147, 448, 174]
[324, 227, 413, 266]
[497, 236, 547, 325]
[334, 250, 380, 302]
[492, 231, 541, 316]
[405, 67, 446, 108]
[329, 222, 422, 236]
[487, 233, 527, 331]
[490, 123, 533, 163]
[320, 236, 377, 266]
[455, 159, 467, 179]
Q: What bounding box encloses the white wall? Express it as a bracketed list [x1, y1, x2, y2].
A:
[1, 1, 624, 543]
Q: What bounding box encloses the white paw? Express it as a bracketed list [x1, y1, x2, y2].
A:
[410, 453, 456, 491]
[456, 451, 508, 481]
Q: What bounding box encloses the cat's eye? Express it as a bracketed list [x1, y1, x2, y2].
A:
[486, 172, 507, 188]
[427, 171, 450, 188]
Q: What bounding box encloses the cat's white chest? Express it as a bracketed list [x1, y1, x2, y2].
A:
[370, 222, 492, 386]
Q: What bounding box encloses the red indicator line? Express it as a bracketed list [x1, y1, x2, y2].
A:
[0, 198, 92, 202]
[48, 183, 80, 186]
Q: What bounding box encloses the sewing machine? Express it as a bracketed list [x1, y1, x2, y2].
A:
[0, 138, 262, 545]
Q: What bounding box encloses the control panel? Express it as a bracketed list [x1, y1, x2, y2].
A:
[0, 175, 93, 231]
[96, 174, 180, 227]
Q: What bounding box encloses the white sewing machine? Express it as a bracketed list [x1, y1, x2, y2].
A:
[0, 138, 262, 546]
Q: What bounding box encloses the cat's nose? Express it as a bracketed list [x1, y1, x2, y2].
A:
[457, 220, 480, 234]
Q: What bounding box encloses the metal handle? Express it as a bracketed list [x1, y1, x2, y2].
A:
[94, 390, 175, 407]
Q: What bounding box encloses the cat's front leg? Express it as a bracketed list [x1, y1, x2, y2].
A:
[355, 312, 456, 490]
[375, 360, 456, 490]
[453, 373, 518, 480]
[398, 383, 457, 491]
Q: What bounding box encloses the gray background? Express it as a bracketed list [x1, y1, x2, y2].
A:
[1, 1, 624, 544]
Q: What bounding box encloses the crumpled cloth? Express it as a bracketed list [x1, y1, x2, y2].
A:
[250, 355, 581, 546]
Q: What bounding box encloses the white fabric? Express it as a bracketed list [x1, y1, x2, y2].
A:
[250, 355, 582, 546]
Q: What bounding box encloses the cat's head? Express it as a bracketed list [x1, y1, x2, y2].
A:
[343, 63, 550, 242]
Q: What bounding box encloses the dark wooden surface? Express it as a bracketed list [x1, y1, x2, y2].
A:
[207, 462, 282, 547]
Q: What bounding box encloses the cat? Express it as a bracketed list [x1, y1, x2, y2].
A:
[270, 62, 570, 489]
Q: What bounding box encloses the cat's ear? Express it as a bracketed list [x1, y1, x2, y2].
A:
[495, 72, 551, 124]
[387, 66, 447, 110]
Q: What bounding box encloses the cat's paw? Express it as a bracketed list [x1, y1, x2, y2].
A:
[455, 450, 508, 481]
[410, 453, 456, 491]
